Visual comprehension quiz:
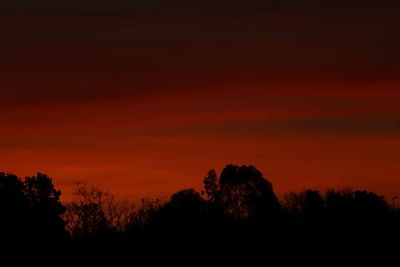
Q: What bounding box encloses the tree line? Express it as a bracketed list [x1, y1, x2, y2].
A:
[1, 164, 399, 264]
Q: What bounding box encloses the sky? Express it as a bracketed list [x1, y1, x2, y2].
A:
[1, 1, 400, 201]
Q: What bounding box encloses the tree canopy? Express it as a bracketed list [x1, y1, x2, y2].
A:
[204, 164, 281, 219]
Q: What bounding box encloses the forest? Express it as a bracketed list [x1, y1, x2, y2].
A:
[1, 164, 399, 264]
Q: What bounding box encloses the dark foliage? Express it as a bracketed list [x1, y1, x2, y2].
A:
[1, 165, 400, 264]
[0, 172, 67, 253]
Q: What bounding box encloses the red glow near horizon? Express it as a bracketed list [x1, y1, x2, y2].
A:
[1, 79, 400, 202]
[1, 1, 400, 202]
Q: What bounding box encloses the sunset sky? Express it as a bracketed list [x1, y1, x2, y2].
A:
[1, 1, 400, 201]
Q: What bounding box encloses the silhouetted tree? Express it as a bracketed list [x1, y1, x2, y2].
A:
[203, 164, 281, 219]
[145, 189, 207, 235]
[65, 183, 136, 239]
[0, 172, 67, 249]
[324, 189, 389, 242]
[203, 170, 219, 202]
[0, 173, 29, 244]
[24, 173, 67, 243]
[202, 165, 285, 265]
[2, 166, 400, 263]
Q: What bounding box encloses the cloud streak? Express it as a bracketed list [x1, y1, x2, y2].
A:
[1, 0, 400, 200]
[1, 0, 400, 106]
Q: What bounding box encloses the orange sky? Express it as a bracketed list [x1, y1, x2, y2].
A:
[1, 1, 400, 201]
[2, 79, 400, 201]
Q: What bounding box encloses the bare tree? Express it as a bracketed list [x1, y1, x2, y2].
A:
[64, 182, 136, 238]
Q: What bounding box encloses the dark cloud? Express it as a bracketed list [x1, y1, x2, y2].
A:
[1, 0, 399, 106]
[275, 117, 400, 135]
[155, 117, 400, 138]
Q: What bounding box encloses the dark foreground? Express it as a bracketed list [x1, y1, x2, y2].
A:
[1, 165, 399, 265]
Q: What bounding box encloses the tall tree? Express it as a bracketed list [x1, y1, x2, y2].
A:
[0, 172, 67, 248]
[24, 173, 67, 242]
[203, 164, 281, 219]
